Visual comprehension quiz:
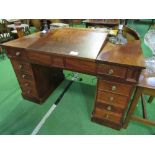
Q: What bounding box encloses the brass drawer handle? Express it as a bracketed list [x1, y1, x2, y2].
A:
[108, 69, 114, 75]
[107, 106, 112, 111]
[19, 64, 23, 69]
[22, 74, 26, 78]
[16, 52, 21, 56]
[104, 114, 109, 119]
[112, 85, 116, 91]
[109, 96, 114, 101]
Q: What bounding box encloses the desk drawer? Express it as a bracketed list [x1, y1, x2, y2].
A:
[22, 87, 38, 97]
[52, 56, 64, 68]
[27, 51, 51, 65]
[6, 47, 27, 60]
[19, 80, 35, 89]
[66, 58, 96, 74]
[11, 59, 32, 74]
[97, 63, 127, 78]
[96, 102, 124, 114]
[97, 91, 128, 109]
[16, 72, 34, 81]
[98, 79, 133, 96]
[19, 79, 38, 97]
[94, 107, 122, 124]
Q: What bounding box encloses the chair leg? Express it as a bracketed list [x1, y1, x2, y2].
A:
[148, 96, 154, 103]
[123, 87, 143, 128]
[141, 94, 147, 119]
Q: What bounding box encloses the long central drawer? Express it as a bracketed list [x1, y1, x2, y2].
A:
[65, 58, 96, 75]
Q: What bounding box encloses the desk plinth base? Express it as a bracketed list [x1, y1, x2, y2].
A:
[21, 88, 53, 104]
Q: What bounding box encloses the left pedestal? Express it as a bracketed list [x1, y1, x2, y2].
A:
[6, 47, 64, 104]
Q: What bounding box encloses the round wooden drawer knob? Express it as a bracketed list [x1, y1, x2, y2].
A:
[22, 74, 26, 78]
[19, 64, 23, 69]
[109, 96, 114, 101]
[112, 85, 116, 91]
[24, 83, 29, 87]
[16, 52, 21, 56]
[107, 106, 112, 111]
[108, 69, 114, 75]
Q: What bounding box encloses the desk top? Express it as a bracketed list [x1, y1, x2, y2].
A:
[97, 41, 145, 68]
[2, 28, 107, 60]
[2, 27, 145, 68]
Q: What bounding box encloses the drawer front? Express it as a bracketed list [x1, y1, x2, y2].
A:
[11, 59, 32, 74]
[22, 86, 38, 97]
[52, 56, 64, 68]
[6, 48, 27, 60]
[97, 91, 128, 109]
[96, 102, 124, 114]
[66, 58, 96, 74]
[97, 63, 127, 78]
[98, 79, 133, 96]
[94, 107, 122, 124]
[27, 51, 51, 65]
[16, 72, 34, 81]
[19, 80, 35, 89]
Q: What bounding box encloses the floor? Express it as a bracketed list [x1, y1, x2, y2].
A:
[0, 20, 155, 135]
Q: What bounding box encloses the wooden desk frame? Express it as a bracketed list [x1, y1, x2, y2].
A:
[2, 28, 145, 130]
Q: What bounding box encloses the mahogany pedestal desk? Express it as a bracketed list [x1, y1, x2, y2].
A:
[1, 28, 145, 130]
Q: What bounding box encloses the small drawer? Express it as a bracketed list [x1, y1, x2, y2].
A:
[16, 72, 34, 81]
[94, 107, 122, 124]
[66, 58, 96, 74]
[97, 63, 127, 78]
[98, 79, 133, 96]
[6, 47, 27, 60]
[27, 51, 51, 65]
[19, 80, 35, 89]
[96, 102, 124, 114]
[17, 79, 38, 97]
[22, 87, 38, 97]
[11, 59, 32, 74]
[52, 56, 64, 68]
[97, 91, 128, 109]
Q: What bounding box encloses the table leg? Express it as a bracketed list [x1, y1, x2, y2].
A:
[123, 87, 143, 128]
[148, 96, 154, 103]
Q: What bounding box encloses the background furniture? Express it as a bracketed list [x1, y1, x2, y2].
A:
[1, 27, 145, 130]
[0, 20, 13, 59]
[7, 23, 30, 38]
[83, 19, 119, 28]
[124, 29, 155, 128]
[124, 65, 155, 127]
